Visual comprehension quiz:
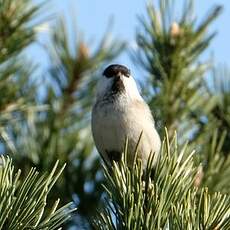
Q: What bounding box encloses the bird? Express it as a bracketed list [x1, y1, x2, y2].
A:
[91, 64, 161, 169]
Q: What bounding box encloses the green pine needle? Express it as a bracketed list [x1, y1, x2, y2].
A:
[0, 156, 76, 230]
[94, 131, 230, 229]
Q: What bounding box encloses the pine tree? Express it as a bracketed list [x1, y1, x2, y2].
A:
[1, 0, 230, 229]
[0, 0, 123, 229]
[134, 0, 222, 141]
[94, 0, 230, 229]
[7, 18, 123, 228]
[94, 131, 230, 229]
[0, 0, 75, 228]
[0, 156, 75, 229]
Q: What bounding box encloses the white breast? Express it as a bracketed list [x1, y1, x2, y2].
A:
[91, 96, 161, 168]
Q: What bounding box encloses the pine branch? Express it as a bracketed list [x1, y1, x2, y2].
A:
[93, 131, 230, 229]
[4, 15, 125, 228]
[0, 0, 40, 63]
[0, 156, 75, 229]
[133, 0, 222, 140]
[206, 66, 230, 154]
[0, 0, 42, 149]
[48, 18, 124, 116]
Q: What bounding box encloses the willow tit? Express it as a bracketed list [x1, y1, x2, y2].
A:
[91, 64, 161, 168]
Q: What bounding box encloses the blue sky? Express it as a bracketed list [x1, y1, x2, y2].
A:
[31, 0, 230, 77]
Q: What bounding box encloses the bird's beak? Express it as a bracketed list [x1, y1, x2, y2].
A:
[111, 76, 125, 93]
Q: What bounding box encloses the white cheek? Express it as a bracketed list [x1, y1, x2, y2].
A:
[122, 76, 143, 101]
[96, 76, 113, 99]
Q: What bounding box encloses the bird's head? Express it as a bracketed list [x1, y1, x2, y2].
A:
[96, 64, 142, 102]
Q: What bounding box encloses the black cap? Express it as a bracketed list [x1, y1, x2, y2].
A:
[103, 64, 130, 78]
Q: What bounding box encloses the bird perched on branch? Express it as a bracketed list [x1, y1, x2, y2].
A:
[91, 64, 161, 169]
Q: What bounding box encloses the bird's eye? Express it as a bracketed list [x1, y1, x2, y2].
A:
[103, 64, 130, 78]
